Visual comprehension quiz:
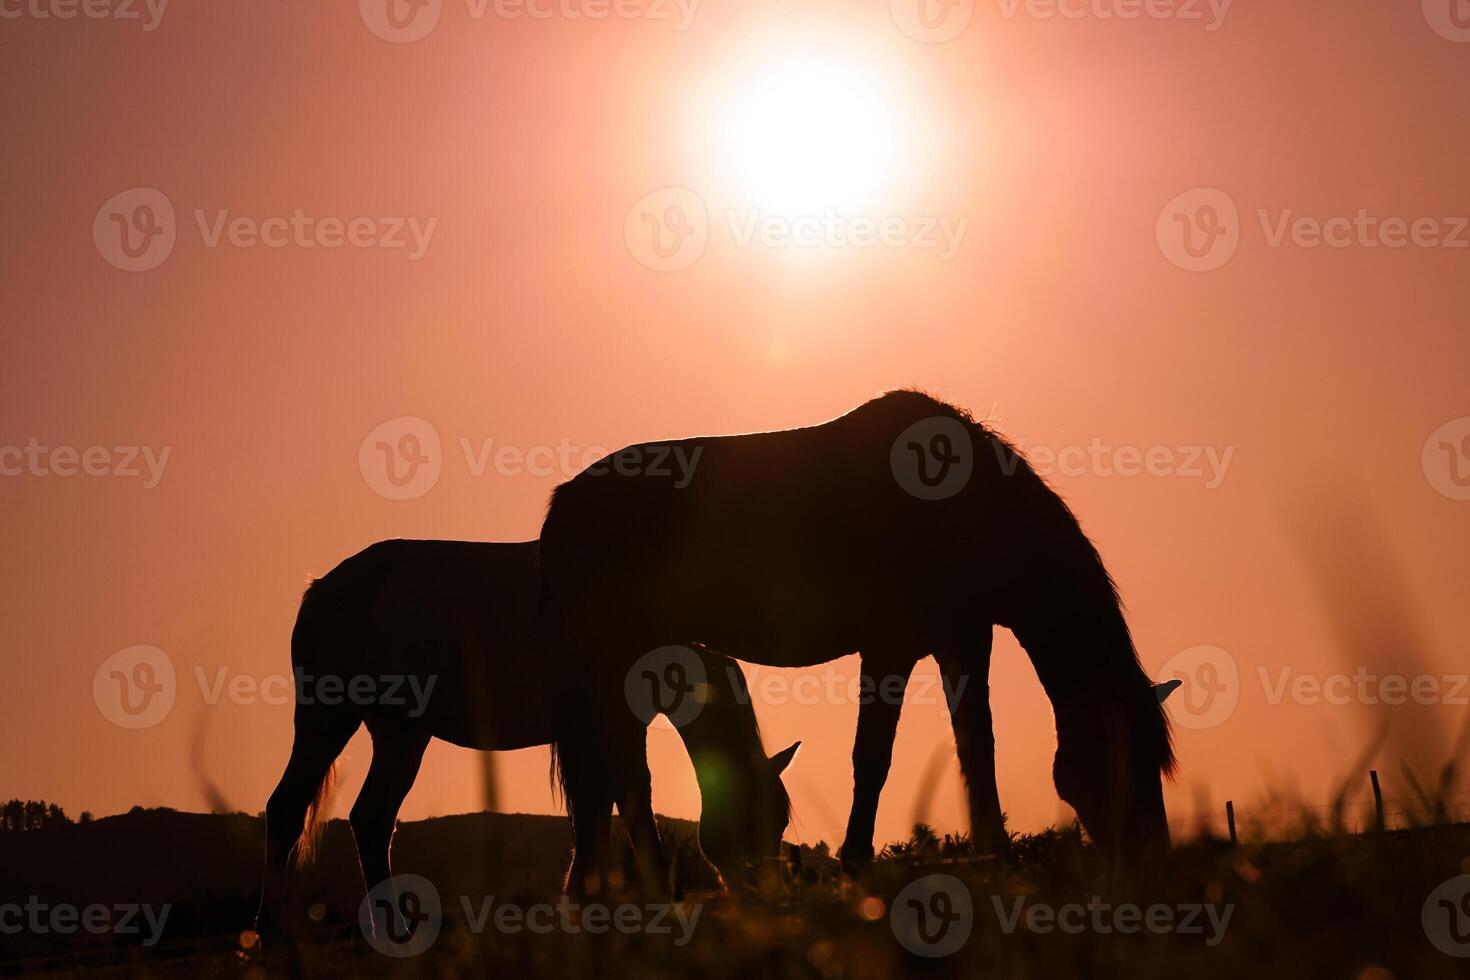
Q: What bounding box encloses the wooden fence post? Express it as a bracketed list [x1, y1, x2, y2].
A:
[1370, 770, 1385, 833]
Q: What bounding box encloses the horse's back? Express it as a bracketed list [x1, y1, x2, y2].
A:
[539, 392, 986, 660]
[293, 539, 555, 748]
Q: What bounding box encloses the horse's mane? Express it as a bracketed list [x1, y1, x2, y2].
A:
[862, 389, 1177, 779]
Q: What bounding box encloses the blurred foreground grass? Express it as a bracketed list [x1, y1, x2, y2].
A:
[29, 817, 1469, 980]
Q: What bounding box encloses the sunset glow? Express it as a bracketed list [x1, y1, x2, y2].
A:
[4, 5, 1470, 973]
[717, 54, 904, 214]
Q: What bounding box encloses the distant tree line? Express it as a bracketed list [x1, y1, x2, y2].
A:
[0, 799, 90, 831]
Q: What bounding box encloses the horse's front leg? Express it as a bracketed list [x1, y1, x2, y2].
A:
[937, 631, 1008, 857]
[839, 655, 915, 873]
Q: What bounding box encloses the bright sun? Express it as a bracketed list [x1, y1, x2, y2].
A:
[719, 57, 904, 216]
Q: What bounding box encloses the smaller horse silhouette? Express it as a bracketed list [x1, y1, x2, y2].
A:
[255, 539, 797, 938]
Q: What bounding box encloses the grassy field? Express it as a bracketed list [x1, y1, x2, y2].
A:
[4, 809, 1470, 978]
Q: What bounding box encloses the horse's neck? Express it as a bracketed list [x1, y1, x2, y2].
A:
[1007, 571, 1146, 711]
[679, 704, 760, 769]
[677, 700, 764, 808]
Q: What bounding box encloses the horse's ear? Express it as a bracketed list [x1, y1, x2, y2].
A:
[1154, 679, 1183, 703]
[769, 741, 801, 774]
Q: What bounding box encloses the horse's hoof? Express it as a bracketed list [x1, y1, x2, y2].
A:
[838, 848, 874, 876]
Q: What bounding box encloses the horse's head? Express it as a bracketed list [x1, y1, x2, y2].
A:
[697, 740, 799, 886]
[1052, 680, 1179, 860]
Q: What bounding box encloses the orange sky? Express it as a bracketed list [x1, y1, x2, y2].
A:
[3, 1, 1469, 848]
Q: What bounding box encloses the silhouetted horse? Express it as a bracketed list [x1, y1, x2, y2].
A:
[255, 539, 797, 937]
[539, 391, 1180, 885]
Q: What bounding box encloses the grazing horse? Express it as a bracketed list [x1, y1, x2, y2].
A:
[255, 539, 797, 937]
[538, 391, 1180, 885]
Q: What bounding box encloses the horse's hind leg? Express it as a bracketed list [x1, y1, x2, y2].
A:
[616, 727, 668, 898]
[937, 631, 1008, 857]
[351, 723, 432, 893]
[840, 654, 916, 873]
[256, 708, 359, 937]
[562, 737, 614, 899]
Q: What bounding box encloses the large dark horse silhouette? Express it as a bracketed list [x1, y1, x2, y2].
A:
[255, 539, 797, 937]
[539, 391, 1180, 886]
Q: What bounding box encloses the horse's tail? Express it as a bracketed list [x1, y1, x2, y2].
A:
[537, 571, 605, 827]
[295, 758, 336, 864]
[288, 575, 347, 865]
[538, 584, 573, 809]
[548, 741, 564, 807]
